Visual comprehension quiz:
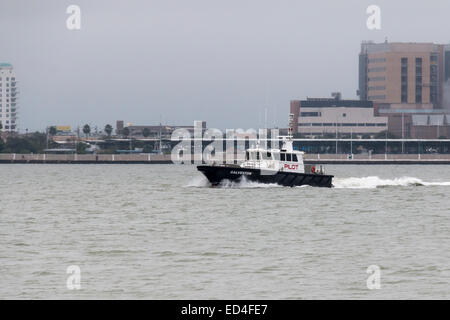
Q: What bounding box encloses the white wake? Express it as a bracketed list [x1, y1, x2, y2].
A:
[186, 176, 211, 188]
[333, 176, 450, 189]
[188, 175, 450, 189]
[186, 176, 282, 189]
[218, 177, 283, 189]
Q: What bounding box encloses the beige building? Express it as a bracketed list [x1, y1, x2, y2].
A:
[358, 41, 450, 138]
[290, 97, 388, 136]
[358, 41, 449, 108]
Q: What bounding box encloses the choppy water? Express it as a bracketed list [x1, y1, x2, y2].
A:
[1, 164, 449, 299]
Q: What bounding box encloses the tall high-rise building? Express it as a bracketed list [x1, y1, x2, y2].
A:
[358, 41, 447, 109]
[0, 63, 18, 132]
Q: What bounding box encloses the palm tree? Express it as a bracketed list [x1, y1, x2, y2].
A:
[142, 127, 150, 138]
[104, 124, 113, 137]
[83, 124, 91, 138]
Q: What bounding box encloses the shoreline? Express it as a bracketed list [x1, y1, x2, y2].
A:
[1, 154, 450, 165]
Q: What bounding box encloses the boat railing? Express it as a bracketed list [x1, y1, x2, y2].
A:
[242, 160, 277, 170]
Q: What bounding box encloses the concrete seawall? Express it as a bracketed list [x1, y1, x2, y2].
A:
[1, 153, 450, 164]
[0, 153, 172, 164]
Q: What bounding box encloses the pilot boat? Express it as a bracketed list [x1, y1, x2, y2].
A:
[197, 136, 333, 187]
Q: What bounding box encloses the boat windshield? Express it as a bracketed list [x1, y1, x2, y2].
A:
[262, 152, 271, 160]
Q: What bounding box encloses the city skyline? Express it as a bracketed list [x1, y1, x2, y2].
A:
[2, 0, 450, 132]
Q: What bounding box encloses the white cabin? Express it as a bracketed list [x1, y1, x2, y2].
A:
[240, 137, 306, 173]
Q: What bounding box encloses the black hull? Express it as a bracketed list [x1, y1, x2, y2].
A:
[197, 165, 333, 188]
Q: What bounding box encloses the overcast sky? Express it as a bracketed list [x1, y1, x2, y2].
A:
[1, 0, 450, 132]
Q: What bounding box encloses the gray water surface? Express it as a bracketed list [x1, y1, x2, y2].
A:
[1, 164, 449, 299]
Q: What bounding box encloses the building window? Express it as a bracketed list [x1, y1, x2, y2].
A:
[415, 57, 422, 103]
[300, 112, 321, 117]
[368, 67, 386, 72]
[368, 58, 387, 63]
[368, 76, 386, 82]
[368, 95, 386, 100]
[368, 86, 386, 91]
[430, 62, 439, 105]
[401, 58, 408, 103]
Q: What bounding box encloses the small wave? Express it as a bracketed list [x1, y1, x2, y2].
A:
[333, 176, 450, 189]
[218, 177, 282, 189]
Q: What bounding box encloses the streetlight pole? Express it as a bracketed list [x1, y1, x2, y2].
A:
[159, 122, 162, 154]
[385, 130, 388, 160]
[46, 127, 49, 150]
[350, 128, 353, 156]
[401, 112, 404, 154]
[335, 114, 338, 155]
[417, 127, 420, 159]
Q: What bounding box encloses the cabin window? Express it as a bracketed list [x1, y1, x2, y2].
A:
[280, 153, 286, 161]
[245, 151, 249, 161]
[293, 154, 298, 162]
[257, 152, 260, 160]
[286, 153, 292, 162]
[261, 152, 271, 160]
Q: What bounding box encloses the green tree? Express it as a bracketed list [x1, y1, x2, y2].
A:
[48, 126, 57, 136]
[142, 127, 150, 138]
[122, 127, 130, 138]
[1, 132, 49, 153]
[83, 124, 91, 138]
[76, 142, 88, 154]
[104, 124, 113, 137]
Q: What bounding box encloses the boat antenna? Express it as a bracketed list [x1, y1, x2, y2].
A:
[288, 113, 294, 138]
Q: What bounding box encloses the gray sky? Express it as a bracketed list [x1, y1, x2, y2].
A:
[1, 0, 450, 132]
